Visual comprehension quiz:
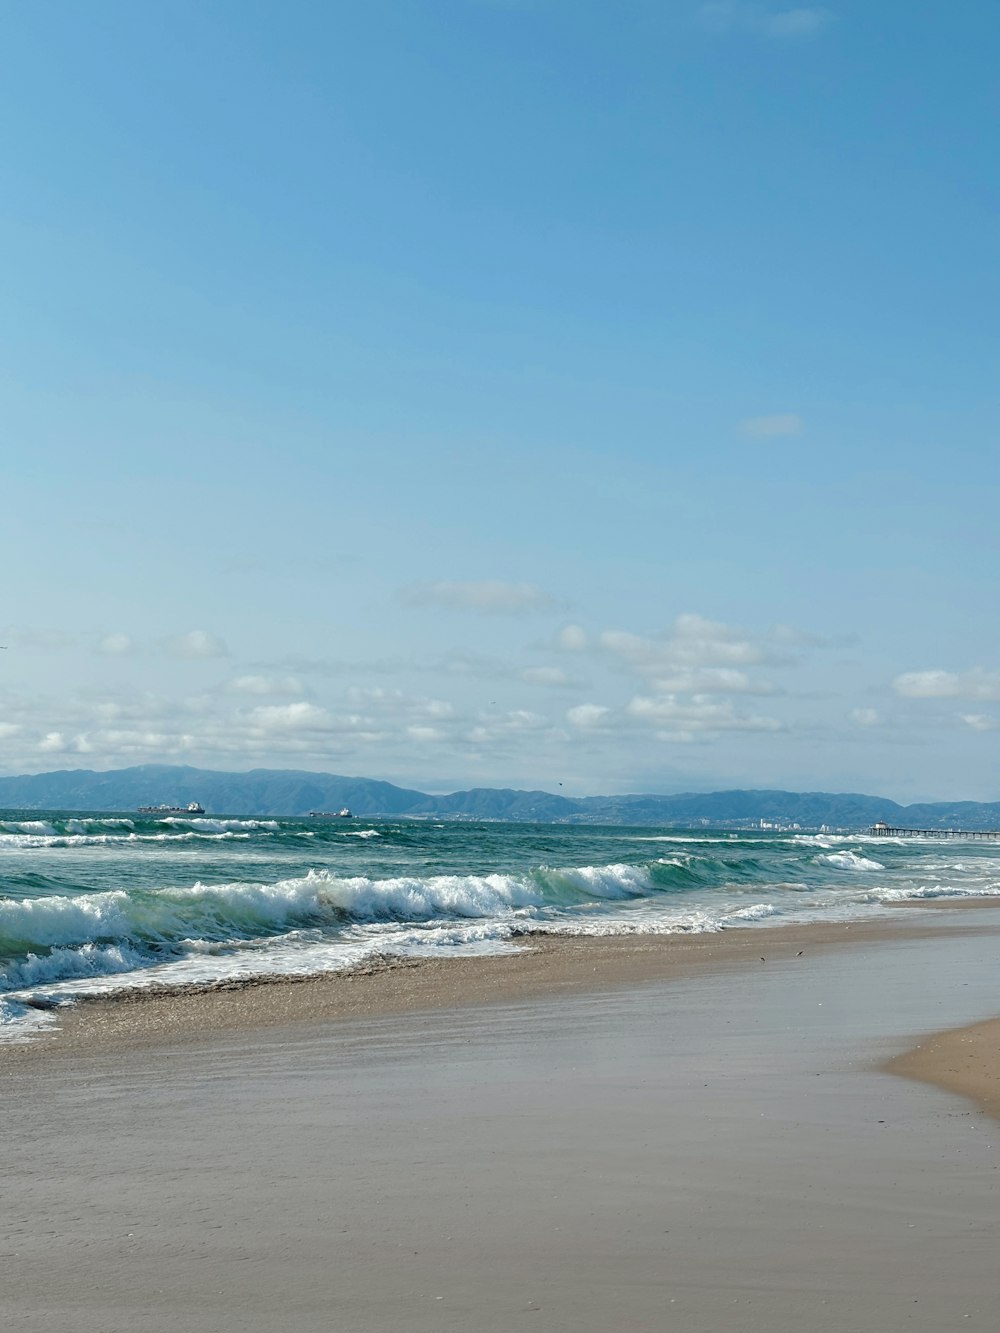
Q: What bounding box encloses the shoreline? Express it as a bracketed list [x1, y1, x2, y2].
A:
[6, 907, 1000, 1064]
[7, 906, 1000, 1130]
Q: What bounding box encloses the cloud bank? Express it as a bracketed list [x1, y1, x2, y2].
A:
[893, 669, 1000, 701]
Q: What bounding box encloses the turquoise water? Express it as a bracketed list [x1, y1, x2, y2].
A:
[2, 810, 998, 1039]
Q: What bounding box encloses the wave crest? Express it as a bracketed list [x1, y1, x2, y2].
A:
[817, 850, 885, 872]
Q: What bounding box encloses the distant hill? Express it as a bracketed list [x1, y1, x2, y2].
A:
[1, 764, 1000, 829]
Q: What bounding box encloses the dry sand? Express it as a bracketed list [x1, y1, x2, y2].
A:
[889, 1017, 1000, 1120]
[4, 909, 1000, 1332]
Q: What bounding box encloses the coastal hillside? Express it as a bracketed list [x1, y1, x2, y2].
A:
[0, 764, 999, 828]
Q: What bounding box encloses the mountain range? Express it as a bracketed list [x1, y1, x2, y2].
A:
[1, 764, 999, 829]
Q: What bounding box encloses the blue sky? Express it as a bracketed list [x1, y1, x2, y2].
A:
[1, 1, 998, 800]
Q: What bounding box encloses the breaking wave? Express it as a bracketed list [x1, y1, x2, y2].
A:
[161, 817, 281, 833]
[0, 857, 753, 1009]
[817, 850, 886, 872]
[0, 862, 661, 962]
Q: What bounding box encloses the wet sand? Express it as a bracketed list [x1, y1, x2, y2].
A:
[4, 910, 1000, 1332]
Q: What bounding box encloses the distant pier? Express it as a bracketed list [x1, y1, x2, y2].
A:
[870, 821, 1000, 840]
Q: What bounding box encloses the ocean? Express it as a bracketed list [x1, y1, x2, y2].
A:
[2, 810, 998, 1042]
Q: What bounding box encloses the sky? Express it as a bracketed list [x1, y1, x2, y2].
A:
[1, 0, 998, 801]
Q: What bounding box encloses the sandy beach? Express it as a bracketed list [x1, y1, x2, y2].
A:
[5, 2, 997, 1328]
[4, 908, 1000, 1332]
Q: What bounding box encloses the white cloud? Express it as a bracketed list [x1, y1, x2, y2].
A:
[600, 614, 771, 676]
[440, 650, 516, 678]
[763, 7, 832, 36]
[599, 630, 649, 660]
[700, 4, 833, 39]
[247, 701, 331, 732]
[626, 694, 782, 739]
[522, 666, 574, 688]
[259, 654, 412, 678]
[226, 674, 305, 696]
[346, 687, 454, 719]
[651, 668, 773, 695]
[34, 729, 92, 755]
[86, 729, 174, 755]
[399, 580, 557, 613]
[347, 686, 405, 707]
[893, 669, 1000, 701]
[961, 713, 999, 732]
[770, 623, 839, 648]
[96, 633, 134, 656]
[850, 708, 880, 727]
[549, 612, 820, 742]
[499, 709, 546, 732]
[740, 413, 803, 437]
[567, 703, 610, 729]
[467, 709, 548, 743]
[407, 725, 446, 743]
[556, 624, 589, 652]
[163, 630, 229, 659]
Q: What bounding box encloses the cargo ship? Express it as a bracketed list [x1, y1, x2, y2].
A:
[137, 801, 205, 815]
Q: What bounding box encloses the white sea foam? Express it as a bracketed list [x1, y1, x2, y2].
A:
[161, 817, 280, 832]
[723, 903, 778, 922]
[633, 835, 792, 845]
[817, 850, 886, 872]
[0, 830, 252, 849]
[861, 885, 1000, 904]
[523, 902, 772, 937]
[633, 835, 732, 843]
[0, 996, 60, 1041]
[3, 941, 153, 990]
[798, 832, 887, 841]
[64, 818, 136, 833]
[0, 889, 137, 950]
